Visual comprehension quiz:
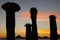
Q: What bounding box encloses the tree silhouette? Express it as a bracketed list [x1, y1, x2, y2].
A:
[2, 2, 20, 40]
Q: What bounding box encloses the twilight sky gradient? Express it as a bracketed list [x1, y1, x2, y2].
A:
[0, 0, 60, 38]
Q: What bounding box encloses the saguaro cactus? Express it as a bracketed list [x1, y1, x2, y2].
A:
[2, 2, 20, 40]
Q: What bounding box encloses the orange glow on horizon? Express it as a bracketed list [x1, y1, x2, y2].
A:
[16, 29, 60, 37]
[0, 11, 60, 38]
[0, 29, 60, 38]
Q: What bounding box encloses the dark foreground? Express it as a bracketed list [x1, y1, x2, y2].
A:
[0, 39, 60, 40]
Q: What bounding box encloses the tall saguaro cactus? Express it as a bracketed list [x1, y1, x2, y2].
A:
[2, 2, 20, 40]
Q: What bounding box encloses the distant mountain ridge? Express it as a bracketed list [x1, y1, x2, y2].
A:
[1, 34, 60, 39]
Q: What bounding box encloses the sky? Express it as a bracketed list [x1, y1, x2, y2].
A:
[0, 0, 60, 38]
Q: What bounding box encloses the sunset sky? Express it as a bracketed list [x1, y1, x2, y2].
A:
[0, 0, 60, 38]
